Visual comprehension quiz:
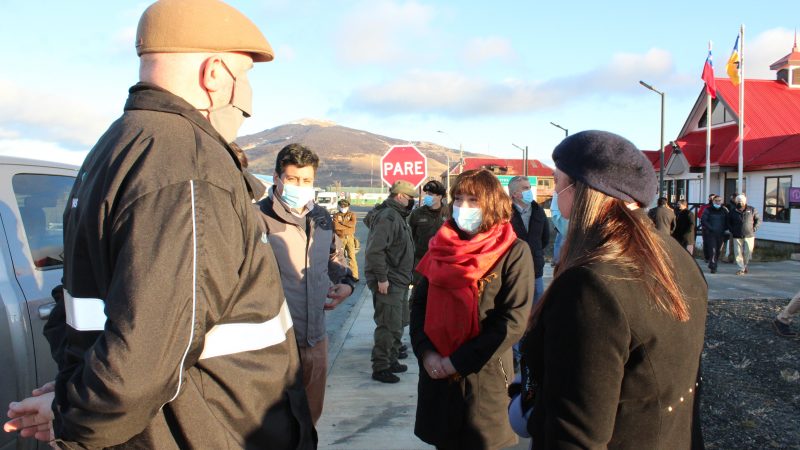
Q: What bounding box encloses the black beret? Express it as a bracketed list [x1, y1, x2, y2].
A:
[552, 130, 657, 206]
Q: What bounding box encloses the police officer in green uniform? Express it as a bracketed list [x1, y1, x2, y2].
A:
[408, 180, 447, 285]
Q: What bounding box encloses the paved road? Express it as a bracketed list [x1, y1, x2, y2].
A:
[325, 205, 373, 371]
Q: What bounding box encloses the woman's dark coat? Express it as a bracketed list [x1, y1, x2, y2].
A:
[523, 217, 708, 449]
[410, 238, 534, 450]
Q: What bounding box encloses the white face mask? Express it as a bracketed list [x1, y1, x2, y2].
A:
[339, 207, 349, 213]
[452, 205, 482, 233]
[281, 183, 316, 209]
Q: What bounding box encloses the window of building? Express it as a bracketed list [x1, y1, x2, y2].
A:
[792, 67, 800, 86]
[778, 69, 789, 84]
[697, 98, 735, 128]
[537, 179, 552, 189]
[12, 174, 75, 269]
[763, 176, 792, 223]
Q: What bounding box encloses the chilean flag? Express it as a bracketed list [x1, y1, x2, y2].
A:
[701, 50, 717, 99]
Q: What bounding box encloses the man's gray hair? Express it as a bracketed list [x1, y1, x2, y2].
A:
[508, 176, 529, 195]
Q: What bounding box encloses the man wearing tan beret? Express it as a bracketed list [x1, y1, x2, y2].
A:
[3, 1, 316, 448]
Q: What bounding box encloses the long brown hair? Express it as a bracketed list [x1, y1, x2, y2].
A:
[449, 169, 512, 233]
[535, 181, 689, 322]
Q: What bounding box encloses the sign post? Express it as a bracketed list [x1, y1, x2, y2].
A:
[380, 145, 428, 189]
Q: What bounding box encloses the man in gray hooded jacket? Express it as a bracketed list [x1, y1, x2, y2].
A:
[258, 143, 355, 423]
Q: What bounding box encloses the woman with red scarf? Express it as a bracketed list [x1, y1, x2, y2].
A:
[410, 169, 534, 450]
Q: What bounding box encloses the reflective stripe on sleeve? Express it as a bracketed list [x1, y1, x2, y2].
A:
[64, 291, 106, 331]
[199, 300, 293, 360]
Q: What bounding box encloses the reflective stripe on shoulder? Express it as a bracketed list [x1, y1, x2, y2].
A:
[199, 300, 293, 360]
[64, 291, 106, 331]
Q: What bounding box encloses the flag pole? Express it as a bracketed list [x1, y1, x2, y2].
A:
[706, 40, 712, 201]
[738, 24, 745, 195]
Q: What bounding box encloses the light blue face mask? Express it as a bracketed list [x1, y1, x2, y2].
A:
[423, 195, 434, 207]
[521, 189, 534, 204]
[452, 205, 482, 233]
[281, 183, 315, 209]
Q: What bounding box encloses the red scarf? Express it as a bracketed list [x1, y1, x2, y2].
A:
[416, 221, 517, 357]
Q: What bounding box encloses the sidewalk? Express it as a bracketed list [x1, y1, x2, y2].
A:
[317, 259, 800, 448]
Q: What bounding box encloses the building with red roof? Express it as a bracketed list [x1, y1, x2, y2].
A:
[656, 41, 800, 245]
[442, 157, 554, 202]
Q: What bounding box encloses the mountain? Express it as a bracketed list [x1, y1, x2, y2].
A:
[236, 119, 485, 188]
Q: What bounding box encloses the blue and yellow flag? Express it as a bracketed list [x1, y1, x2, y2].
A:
[726, 36, 741, 86]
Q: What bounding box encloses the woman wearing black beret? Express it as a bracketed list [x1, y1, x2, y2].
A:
[521, 130, 707, 449]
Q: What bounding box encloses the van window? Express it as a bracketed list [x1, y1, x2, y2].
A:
[12, 174, 75, 269]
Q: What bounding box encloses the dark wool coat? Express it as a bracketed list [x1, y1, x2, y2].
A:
[410, 238, 534, 450]
[46, 84, 315, 449]
[649, 205, 677, 234]
[510, 202, 550, 278]
[673, 208, 696, 247]
[524, 212, 708, 449]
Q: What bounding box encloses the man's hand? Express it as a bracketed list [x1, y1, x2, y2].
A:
[377, 280, 389, 295]
[441, 356, 458, 377]
[4, 391, 55, 443]
[32, 381, 55, 397]
[325, 283, 354, 310]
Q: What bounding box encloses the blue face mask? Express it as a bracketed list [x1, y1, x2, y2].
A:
[452, 205, 482, 233]
[521, 189, 534, 204]
[423, 195, 434, 207]
[712, 203, 721, 209]
[281, 183, 315, 209]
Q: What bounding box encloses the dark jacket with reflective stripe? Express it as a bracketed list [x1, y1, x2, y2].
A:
[45, 84, 315, 449]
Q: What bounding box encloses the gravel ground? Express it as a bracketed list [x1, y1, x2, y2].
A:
[702, 298, 800, 449]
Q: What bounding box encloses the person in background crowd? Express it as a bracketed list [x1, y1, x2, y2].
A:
[364, 180, 417, 383]
[701, 195, 729, 274]
[523, 130, 707, 449]
[550, 191, 568, 267]
[409, 180, 447, 285]
[3, 1, 316, 447]
[698, 193, 715, 262]
[724, 193, 739, 263]
[334, 198, 359, 281]
[508, 176, 549, 305]
[673, 199, 696, 254]
[411, 169, 533, 450]
[257, 143, 355, 424]
[649, 197, 676, 234]
[773, 290, 800, 337]
[727, 194, 760, 275]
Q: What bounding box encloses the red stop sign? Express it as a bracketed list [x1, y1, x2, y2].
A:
[380, 145, 428, 188]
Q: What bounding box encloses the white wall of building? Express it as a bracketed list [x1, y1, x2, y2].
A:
[739, 168, 800, 244]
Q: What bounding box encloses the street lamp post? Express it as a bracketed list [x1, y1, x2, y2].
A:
[511, 143, 528, 176]
[549, 122, 568, 138]
[639, 80, 665, 198]
[437, 130, 462, 196]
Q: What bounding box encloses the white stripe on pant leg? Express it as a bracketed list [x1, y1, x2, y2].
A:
[199, 300, 293, 360]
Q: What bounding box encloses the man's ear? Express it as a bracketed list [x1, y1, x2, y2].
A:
[201, 55, 225, 93]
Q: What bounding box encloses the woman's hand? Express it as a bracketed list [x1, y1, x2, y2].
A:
[422, 351, 447, 379]
[441, 357, 458, 377]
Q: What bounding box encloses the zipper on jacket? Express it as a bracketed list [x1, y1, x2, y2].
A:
[498, 356, 509, 390]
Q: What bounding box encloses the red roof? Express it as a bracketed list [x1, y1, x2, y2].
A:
[642, 148, 674, 171]
[673, 78, 800, 170]
[451, 158, 553, 177]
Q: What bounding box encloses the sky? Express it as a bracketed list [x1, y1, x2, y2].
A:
[0, 0, 797, 168]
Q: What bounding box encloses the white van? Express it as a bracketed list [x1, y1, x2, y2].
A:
[316, 191, 339, 214]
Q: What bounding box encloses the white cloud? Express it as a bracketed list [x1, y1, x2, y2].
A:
[745, 28, 796, 80]
[464, 36, 516, 64]
[0, 138, 88, 166]
[345, 48, 689, 116]
[0, 78, 114, 148]
[0, 128, 20, 139]
[336, 0, 435, 64]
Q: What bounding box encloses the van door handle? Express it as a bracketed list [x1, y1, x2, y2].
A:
[38, 303, 56, 319]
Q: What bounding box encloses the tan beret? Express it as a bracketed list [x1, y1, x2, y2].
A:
[136, 0, 274, 62]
